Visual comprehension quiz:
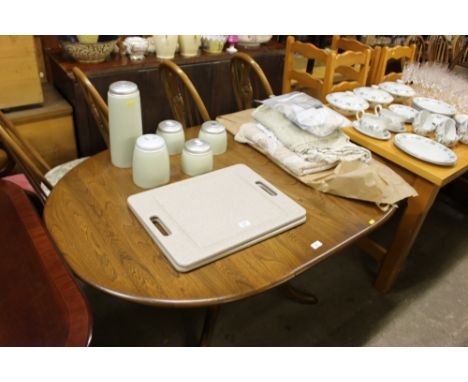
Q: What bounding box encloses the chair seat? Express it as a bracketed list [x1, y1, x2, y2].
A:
[42, 157, 89, 195]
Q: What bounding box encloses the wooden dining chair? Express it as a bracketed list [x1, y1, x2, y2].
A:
[405, 35, 427, 63]
[427, 35, 450, 64]
[230, 52, 274, 110]
[0, 180, 92, 346]
[330, 35, 379, 86]
[0, 111, 86, 206]
[72, 67, 109, 147]
[282, 36, 370, 102]
[373, 44, 416, 84]
[449, 35, 467, 69]
[159, 60, 211, 128]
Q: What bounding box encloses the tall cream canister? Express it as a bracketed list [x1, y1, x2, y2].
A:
[132, 134, 170, 189]
[108, 81, 143, 168]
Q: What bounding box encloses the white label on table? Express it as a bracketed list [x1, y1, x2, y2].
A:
[238, 219, 252, 228]
[310, 240, 323, 250]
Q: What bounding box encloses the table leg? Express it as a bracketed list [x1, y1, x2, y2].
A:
[374, 177, 439, 292]
[199, 305, 219, 347]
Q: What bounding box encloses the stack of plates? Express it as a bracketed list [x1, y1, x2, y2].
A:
[128, 165, 306, 272]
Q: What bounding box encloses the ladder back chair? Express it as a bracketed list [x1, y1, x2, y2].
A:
[159, 60, 211, 128]
[72, 67, 109, 147]
[427, 35, 450, 64]
[282, 36, 370, 102]
[373, 44, 416, 84]
[0, 112, 52, 204]
[331, 35, 379, 86]
[230, 52, 274, 110]
[405, 35, 427, 63]
[0, 111, 86, 206]
[449, 35, 468, 69]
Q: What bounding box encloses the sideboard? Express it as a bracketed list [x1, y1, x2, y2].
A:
[48, 41, 285, 157]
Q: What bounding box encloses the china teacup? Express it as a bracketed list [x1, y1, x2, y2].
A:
[374, 105, 406, 132]
[456, 120, 468, 145]
[355, 110, 390, 137]
[435, 118, 459, 147]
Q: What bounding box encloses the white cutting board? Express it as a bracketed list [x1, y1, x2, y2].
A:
[128, 164, 306, 272]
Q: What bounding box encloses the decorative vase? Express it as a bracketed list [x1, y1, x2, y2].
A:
[202, 35, 227, 54]
[178, 35, 201, 57]
[154, 35, 178, 60]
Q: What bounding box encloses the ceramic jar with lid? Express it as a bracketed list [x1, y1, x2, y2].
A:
[198, 121, 227, 155]
[108, 81, 143, 168]
[181, 139, 213, 176]
[132, 134, 170, 189]
[156, 120, 185, 155]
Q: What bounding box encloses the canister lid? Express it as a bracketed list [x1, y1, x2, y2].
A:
[109, 81, 138, 95]
[201, 120, 226, 134]
[158, 119, 183, 133]
[135, 134, 166, 152]
[184, 138, 211, 154]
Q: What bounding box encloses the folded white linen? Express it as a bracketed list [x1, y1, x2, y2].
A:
[253, 105, 371, 164]
[261, 91, 351, 137]
[235, 122, 336, 176]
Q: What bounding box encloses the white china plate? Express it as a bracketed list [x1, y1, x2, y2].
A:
[326, 92, 369, 115]
[412, 97, 457, 116]
[378, 82, 416, 98]
[394, 133, 457, 166]
[352, 121, 391, 140]
[388, 104, 418, 123]
[353, 87, 393, 105]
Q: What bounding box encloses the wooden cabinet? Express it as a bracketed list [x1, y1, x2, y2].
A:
[48, 41, 285, 156]
[0, 36, 43, 109]
[5, 84, 77, 168]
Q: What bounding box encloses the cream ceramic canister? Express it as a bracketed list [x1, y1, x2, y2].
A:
[156, 120, 185, 155]
[181, 139, 213, 176]
[154, 35, 178, 59]
[132, 134, 170, 189]
[108, 81, 143, 168]
[198, 121, 227, 155]
[178, 35, 201, 57]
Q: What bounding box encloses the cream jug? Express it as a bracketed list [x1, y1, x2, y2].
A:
[108, 81, 143, 168]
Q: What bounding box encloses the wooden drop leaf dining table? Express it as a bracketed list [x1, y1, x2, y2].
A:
[44, 125, 395, 345]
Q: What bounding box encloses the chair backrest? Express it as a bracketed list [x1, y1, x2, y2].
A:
[0, 112, 52, 204]
[282, 36, 370, 102]
[449, 35, 468, 70]
[427, 35, 450, 64]
[159, 60, 211, 128]
[373, 44, 416, 83]
[331, 35, 377, 86]
[0, 180, 92, 346]
[72, 67, 109, 147]
[230, 52, 274, 110]
[405, 35, 426, 63]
